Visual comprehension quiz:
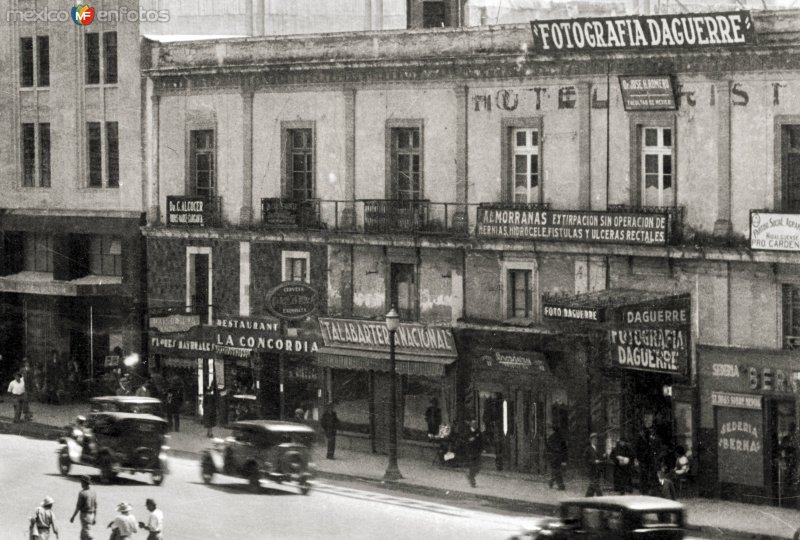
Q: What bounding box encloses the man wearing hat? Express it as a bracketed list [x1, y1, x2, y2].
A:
[108, 503, 138, 539]
[29, 496, 59, 539]
[70, 475, 97, 539]
[139, 498, 164, 540]
[583, 432, 606, 497]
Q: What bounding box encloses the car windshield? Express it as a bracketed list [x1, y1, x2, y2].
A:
[640, 511, 682, 527]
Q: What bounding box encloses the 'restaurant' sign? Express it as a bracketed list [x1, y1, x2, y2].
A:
[167, 196, 207, 227]
[214, 316, 319, 354]
[476, 206, 669, 245]
[608, 295, 691, 376]
[750, 211, 800, 251]
[319, 318, 456, 356]
[530, 11, 756, 52]
[265, 282, 318, 320]
[619, 75, 676, 111]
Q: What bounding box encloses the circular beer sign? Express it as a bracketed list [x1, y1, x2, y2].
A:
[265, 281, 318, 320]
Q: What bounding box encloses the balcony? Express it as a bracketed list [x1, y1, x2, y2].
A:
[261, 198, 323, 229]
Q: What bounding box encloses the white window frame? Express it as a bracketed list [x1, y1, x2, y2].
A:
[281, 250, 310, 283]
[501, 259, 538, 321]
[186, 246, 213, 325]
[511, 127, 541, 203]
[640, 126, 673, 207]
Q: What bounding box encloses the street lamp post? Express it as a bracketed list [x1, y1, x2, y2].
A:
[383, 306, 403, 481]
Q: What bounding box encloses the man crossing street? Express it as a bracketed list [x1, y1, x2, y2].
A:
[70, 475, 97, 540]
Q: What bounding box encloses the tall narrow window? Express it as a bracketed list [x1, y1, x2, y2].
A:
[87, 122, 102, 187]
[641, 126, 674, 207]
[282, 251, 311, 283]
[37, 36, 49, 87]
[21, 123, 35, 187]
[286, 128, 313, 201]
[90, 236, 122, 276]
[508, 269, 532, 318]
[103, 32, 117, 84]
[106, 122, 119, 188]
[39, 123, 50, 188]
[188, 252, 211, 321]
[783, 284, 800, 349]
[390, 127, 422, 200]
[85, 33, 100, 85]
[190, 130, 215, 198]
[20, 37, 34, 87]
[24, 234, 53, 272]
[512, 128, 540, 203]
[390, 263, 417, 321]
[782, 126, 800, 212]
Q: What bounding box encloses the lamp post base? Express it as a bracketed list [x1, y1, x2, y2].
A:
[382, 463, 403, 482]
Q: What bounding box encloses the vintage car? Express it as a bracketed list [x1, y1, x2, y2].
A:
[90, 395, 165, 417]
[508, 496, 685, 540]
[200, 420, 316, 495]
[57, 412, 169, 485]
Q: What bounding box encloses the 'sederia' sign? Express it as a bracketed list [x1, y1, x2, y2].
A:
[530, 11, 756, 52]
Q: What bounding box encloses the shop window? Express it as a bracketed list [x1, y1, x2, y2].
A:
[640, 126, 674, 207]
[422, 1, 446, 28]
[23, 233, 53, 273]
[189, 129, 215, 199]
[283, 127, 314, 201]
[389, 125, 422, 200]
[781, 125, 800, 212]
[402, 376, 444, 441]
[281, 251, 310, 283]
[331, 370, 371, 434]
[782, 284, 800, 349]
[85, 32, 117, 85]
[390, 263, 417, 321]
[89, 236, 122, 277]
[186, 247, 212, 323]
[511, 128, 541, 203]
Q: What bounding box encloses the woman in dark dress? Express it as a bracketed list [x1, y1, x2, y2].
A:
[203, 381, 217, 438]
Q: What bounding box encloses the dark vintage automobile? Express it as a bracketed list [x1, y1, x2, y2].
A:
[200, 420, 316, 495]
[508, 496, 685, 540]
[90, 395, 165, 417]
[57, 412, 169, 485]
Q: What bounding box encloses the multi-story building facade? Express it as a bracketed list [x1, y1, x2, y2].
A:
[136, 8, 800, 507]
[0, 1, 147, 394]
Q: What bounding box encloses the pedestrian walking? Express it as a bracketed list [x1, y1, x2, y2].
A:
[20, 357, 33, 420]
[465, 420, 483, 488]
[634, 427, 653, 495]
[203, 381, 217, 438]
[321, 402, 340, 459]
[424, 397, 442, 436]
[29, 496, 59, 539]
[583, 432, 605, 497]
[107, 502, 138, 539]
[546, 425, 568, 490]
[8, 371, 25, 423]
[69, 475, 97, 540]
[138, 498, 164, 540]
[165, 375, 184, 432]
[611, 437, 634, 494]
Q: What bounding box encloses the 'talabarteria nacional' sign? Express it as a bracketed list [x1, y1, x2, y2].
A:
[530, 11, 755, 52]
[318, 318, 456, 356]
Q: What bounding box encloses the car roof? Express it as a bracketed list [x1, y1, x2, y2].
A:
[561, 495, 684, 512]
[90, 396, 162, 405]
[90, 411, 168, 423]
[232, 420, 315, 433]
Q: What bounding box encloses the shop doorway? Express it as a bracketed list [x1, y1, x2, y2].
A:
[622, 372, 674, 459]
[767, 398, 796, 506]
[478, 385, 545, 472]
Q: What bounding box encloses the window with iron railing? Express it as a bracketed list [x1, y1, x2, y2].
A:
[782, 125, 800, 212]
[783, 284, 800, 350]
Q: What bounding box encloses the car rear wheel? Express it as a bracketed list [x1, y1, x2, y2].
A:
[201, 455, 215, 485]
[299, 479, 311, 496]
[151, 470, 164, 486]
[57, 448, 71, 476]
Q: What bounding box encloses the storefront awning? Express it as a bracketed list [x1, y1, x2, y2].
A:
[542, 288, 687, 324]
[316, 347, 455, 377]
[162, 357, 196, 370]
[0, 271, 125, 297]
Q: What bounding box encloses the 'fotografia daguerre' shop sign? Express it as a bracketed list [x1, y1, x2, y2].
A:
[476, 207, 669, 245]
[530, 11, 756, 52]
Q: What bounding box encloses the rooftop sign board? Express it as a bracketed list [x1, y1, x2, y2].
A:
[530, 11, 756, 52]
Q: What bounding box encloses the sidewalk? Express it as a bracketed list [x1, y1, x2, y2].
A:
[1, 398, 797, 539]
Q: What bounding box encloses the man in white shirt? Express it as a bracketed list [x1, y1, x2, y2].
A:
[7, 372, 26, 423]
[139, 498, 163, 540]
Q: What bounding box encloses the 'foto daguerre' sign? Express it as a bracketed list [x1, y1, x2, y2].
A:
[476, 206, 669, 245]
[619, 75, 677, 111]
[530, 11, 756, 52]
[750, 211, 800, 251]
[265, 281, 318, 320]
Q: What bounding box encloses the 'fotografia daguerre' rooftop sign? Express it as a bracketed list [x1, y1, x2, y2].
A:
[530, 11, 755, 52]
[476, 206, 669, 246]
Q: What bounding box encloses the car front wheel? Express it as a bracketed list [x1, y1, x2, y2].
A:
[299, 480, 311, 496]
[152, 470, 164, 486]
[57, 448, 71, 476]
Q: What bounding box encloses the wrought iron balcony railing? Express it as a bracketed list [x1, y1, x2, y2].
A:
[261, 198, 323, 229]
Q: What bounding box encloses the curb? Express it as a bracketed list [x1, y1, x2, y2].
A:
[0, 418, 791, 540]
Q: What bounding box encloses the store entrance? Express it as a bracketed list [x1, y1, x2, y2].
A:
[767, 398, 796, 506]
[622, 372, 674, 455]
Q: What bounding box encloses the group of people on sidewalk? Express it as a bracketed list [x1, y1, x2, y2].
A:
[28, 476, 164, 540]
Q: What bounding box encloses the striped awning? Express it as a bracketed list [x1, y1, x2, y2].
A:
[162, 357, 196, 370]
[316, 347, 454, 377]
[216, 345, 254, 358]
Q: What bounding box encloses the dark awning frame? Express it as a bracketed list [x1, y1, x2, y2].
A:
[316, 347, 454, 377]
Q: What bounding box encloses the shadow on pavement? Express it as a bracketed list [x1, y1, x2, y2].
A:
[188, 480, 299, 497]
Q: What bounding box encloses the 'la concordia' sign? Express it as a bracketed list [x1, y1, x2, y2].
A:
[265, 281, 318, 320]
[530, 11, 756, 52]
